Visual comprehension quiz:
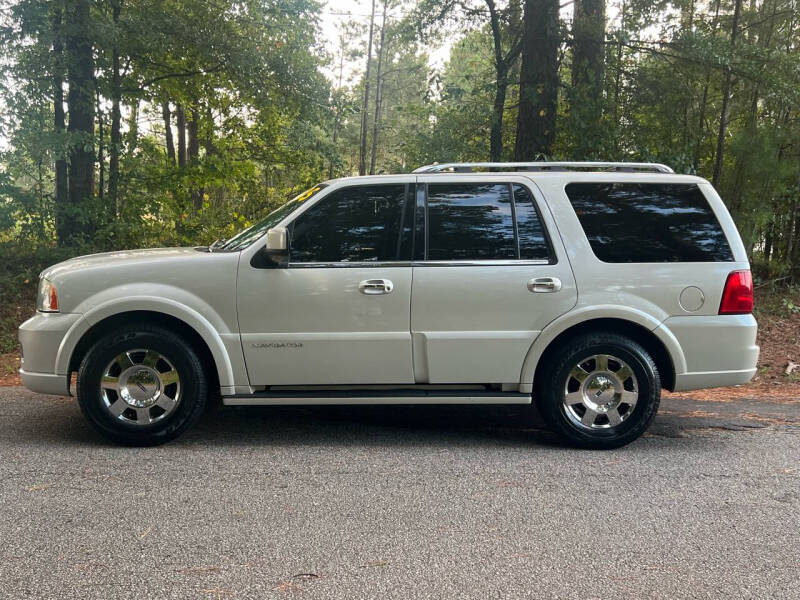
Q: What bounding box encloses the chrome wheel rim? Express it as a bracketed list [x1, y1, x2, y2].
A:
[100, 349, 181, 425]
[562, 353, 639, 431]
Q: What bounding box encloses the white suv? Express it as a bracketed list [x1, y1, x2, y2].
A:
[19, 162, 759, 448]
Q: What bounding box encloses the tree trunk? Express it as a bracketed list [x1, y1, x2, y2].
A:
[728, 0, 777, 213]
[712, 0, 742, 188]
[570, 0, 606, 158]
[107, 0, 121, 218]
[486, 0, 519, 162]
[514, 0, 559, 160]
[329, 33, 346, 179]
[612, 0, 626, 155]
[793, 204, 800, 275]
[786, 198, 797, 265]
[187, 106, 199, 163]
[369, 0, 388, 175]
[97, 89, 104, 202]
[358, 0, 377, 176]
[64, 0, 95, 243]
[490, 67, 508, 162]
[188, 105, 201, 211]
[203, 105, 215, 157]
[126, 100, 139, 157]
[693, 78, 710, 171]
[51, 7, 68, 245]
[693, 0, 721, 172]
[176, 104, 187, 167]
[764, 220, 773, 262]
[162, 102, 176, 165]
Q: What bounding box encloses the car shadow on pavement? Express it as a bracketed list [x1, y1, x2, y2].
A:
[9, 389, 793, 449]
[185, 402, 565, 449]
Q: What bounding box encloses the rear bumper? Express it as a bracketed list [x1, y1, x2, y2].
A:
[659, 314, 759, 392]
[673, 368, 757, 392]
[19, 369, 70, 396]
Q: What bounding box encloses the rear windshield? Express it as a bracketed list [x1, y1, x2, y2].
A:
[565, 182, 733, 263]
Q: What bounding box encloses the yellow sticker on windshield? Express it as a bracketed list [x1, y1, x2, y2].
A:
[295, 186, 321, 204]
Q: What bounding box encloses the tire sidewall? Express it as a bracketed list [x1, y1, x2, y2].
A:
[77, 328, 207, 446]
[539, 336, 660, 449]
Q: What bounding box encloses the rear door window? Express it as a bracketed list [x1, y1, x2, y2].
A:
[425, 182, 552, 261]
[565, 182, 733, 262]
[426, 183, 516, 261]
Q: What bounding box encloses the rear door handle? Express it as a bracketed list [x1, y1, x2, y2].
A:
[528, 277, 562, 293]
[359, 279, 394, 295]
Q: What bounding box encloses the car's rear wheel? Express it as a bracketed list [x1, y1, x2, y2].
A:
[535, 333, 660, 449]
[76, 325, 208, 446]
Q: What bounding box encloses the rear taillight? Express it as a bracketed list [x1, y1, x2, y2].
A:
[719, 270, 753, 314]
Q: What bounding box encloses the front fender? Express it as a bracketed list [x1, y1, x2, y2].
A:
[518, 304, 687, 393]
[54, 285, 243, 390]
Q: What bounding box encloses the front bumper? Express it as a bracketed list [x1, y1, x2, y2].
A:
[19, 369, 70, 395]
[18, 312, 83, 397]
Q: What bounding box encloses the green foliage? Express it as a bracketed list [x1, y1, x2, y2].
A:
[0, 243, 77, 352]
[0, 0, 332, 254]
[782, 297, 800, 315]
[1, 0, 800, 286]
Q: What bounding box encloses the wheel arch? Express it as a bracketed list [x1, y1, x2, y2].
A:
[521, 308, 686, 393]
[58, 302, 237, 391]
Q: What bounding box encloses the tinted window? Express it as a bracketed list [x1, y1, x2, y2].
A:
[290, 184, 412, 262]
[565, 183, 733, 263]
[513, 184, 551, 261]
[427, 183, 515, 260]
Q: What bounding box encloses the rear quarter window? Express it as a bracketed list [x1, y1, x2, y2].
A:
[565, 182, 734, 263]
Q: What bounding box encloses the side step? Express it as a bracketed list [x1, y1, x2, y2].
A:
[222, 389, 532, 406]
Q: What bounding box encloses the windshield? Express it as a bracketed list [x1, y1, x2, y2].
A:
[217, 184, 328, 251]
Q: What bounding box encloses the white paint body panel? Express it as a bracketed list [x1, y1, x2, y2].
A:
[237, 266, 414, 385]
[411, 174, 577, 384]
[18, 171, 758, 400]
[19, 248, 246, 395]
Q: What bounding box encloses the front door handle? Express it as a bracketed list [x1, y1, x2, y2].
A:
[528, 277, 562, 293]
[359, 278, 394, 295]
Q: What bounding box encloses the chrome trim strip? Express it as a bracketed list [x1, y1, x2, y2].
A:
[287, 259, 552, 268]
[289, 261, 413, 268]
[414, 259, 552, 267]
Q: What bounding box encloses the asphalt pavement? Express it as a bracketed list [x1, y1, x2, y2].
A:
[1, 386, 798, 599]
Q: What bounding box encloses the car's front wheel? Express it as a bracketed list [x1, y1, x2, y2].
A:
[76, 325, 208, 446]
[535, 333, 661, 449]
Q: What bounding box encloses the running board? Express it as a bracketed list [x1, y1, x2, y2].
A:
[222, 389, 532, 406]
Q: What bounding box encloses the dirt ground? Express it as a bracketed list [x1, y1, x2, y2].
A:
[0, 352, 20, 386]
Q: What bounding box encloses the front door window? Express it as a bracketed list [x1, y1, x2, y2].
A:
[290, 184, 413, 263]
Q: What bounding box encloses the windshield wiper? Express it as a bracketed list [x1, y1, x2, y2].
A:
[208, 238, 227, 252]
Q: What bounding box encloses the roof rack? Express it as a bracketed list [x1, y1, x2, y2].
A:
[412, 161, 674, 174]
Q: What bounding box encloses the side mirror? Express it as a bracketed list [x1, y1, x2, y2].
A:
[266, 226, 287, 251]
[263, 226, 288, 266]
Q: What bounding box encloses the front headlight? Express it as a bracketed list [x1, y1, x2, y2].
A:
[37, 278, 59, 312]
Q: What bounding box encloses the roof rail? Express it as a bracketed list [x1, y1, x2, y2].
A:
[412, 161, 675, 174]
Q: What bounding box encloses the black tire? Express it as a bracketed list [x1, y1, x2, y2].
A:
[76, 324, 208, 446]
[535, 332, 661, 449]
